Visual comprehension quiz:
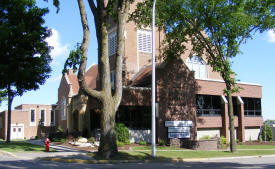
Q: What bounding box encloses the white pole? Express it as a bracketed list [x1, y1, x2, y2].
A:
[152, 0, 156, 158]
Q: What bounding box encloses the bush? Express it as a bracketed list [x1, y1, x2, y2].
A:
[159, 140, 165, 146]
[117, 141, 124, 147]
[139, 140, 146, 145]
[89, 137, 95, 143]
[125, 140, 131, 145]
[261, 124, 273, 142]
[57, 126, 64, 133]
[200, 135, 211, 140]
[219, 136, 228, 149]
[115, 123, 130, 144]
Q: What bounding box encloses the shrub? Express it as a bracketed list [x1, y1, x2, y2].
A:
[159, 140, 165, 146]
[57, 126, 64, 133]
[219, 136, 228, 149]
[89, 137, 95, 143]
[117, 141, 124, 147]
[261, 124, 273, 142]
[139, 140, 146, 145]
[115, 123, 130, 144]
[125, 140, 131, 145]
[200, 135, 211, 140]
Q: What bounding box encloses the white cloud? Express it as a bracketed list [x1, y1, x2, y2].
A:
[267, 29, 275, 43]
[46, 29, 69, 59]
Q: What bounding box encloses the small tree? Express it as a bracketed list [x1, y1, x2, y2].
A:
[0, 0, 52, 143]
[261, 123, 273, 142]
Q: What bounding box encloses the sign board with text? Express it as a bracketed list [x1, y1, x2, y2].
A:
[165, 121, 193, 127]
[168, 132, 190, 139]
[168, 127, 190, 133]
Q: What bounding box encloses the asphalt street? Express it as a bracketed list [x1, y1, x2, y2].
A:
[1, 153, 275, 169]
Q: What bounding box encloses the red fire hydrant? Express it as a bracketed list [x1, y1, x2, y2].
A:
[45, 138, 50, 152]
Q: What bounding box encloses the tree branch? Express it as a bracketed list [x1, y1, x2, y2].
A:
[77, 0, 103, 100]
[113, 0, 130, 110]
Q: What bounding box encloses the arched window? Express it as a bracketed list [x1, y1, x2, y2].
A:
[186, 56, 207, 79]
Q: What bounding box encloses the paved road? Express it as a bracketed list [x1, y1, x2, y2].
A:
[1, 153, 275, 169]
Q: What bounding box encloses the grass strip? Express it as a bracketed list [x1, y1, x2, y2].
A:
[0, 141, 54, 152]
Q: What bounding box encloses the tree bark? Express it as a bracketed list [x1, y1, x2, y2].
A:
[6, 84, 13, 143]
[226, 85, 237, 153]
[98, 97, 117, 157]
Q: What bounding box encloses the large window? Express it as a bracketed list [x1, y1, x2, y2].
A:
[137, 29, 152, 53]
[243, 97, 261, 116]
[61, 98, 66, 120]
[196, 95, 221, 116]
[116, 106, 151, 129]
[108, 31, 117, 56]
[186, 56, 207, 79]
[40, 110, 45, 126]
[30, 109, 36, 126]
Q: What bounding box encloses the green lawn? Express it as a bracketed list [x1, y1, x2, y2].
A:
[237, 145, 275, 149]
[0, 141, 54, 152]
[89, 149, 275, 161]
[132, 145, 182, 151]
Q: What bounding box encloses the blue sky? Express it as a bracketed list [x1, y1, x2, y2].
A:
[0, 1, 275, 121]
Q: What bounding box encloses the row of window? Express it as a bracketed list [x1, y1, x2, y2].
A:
[30, 109, 55, 126]
[196, 95, 262, 116]
[108, 29, 152, 57]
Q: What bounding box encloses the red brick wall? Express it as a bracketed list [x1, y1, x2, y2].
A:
[156, 59, 198, 142]
[197, 79, 262, 98]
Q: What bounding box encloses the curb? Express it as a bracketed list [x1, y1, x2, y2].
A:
[40, 154, 275, 164]
[0, 149, 32, 160]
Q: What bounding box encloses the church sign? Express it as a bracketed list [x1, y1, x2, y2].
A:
[165, 121, 193, 139]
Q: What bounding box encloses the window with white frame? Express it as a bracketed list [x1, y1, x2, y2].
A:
[186, 56, 207, 79]
[50, 110, 55, 126]
[108, 31, 117, 56]
[30, 109, 36, 126]
[61, 98, 66, 120]
[110, 70, 115, 89]
[137, 29, 152, 53]
[40, 110, 45, 126]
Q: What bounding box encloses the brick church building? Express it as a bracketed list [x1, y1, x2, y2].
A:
[54, 1, 263, 144]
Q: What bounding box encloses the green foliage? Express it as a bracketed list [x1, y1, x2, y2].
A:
[220, 136, 228, 148]
[139, 140, 147, 145]
[115, 123, 130, 144]
[63, 43, 83, 74]
[261, 123, 273, 142]
[259, 135, 263, 143]
[0, 0, 52, 96]
[57, 126, 64, 133]
[89, 137, 95, 143]
[0, 90, 7, 106]
[159, 140, 166, 146]
[116, 141, 124, 147]
[200, 135, 211, 140]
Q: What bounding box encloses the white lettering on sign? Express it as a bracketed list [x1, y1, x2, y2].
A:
[165, 121, 193, 127]
[168, 132, 190, 139]
[168, 127, 190, 133]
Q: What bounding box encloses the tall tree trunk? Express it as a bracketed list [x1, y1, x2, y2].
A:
[98, 98, 117, 158]
[6, 84, 13, 143]
[226, 85, 237, 153]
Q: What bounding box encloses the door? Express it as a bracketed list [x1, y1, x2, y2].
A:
[11, 126, 24, 140]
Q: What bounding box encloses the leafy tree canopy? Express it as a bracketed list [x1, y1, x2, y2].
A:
[130, 0, 274, 153]
[0, 0, 52, 97]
